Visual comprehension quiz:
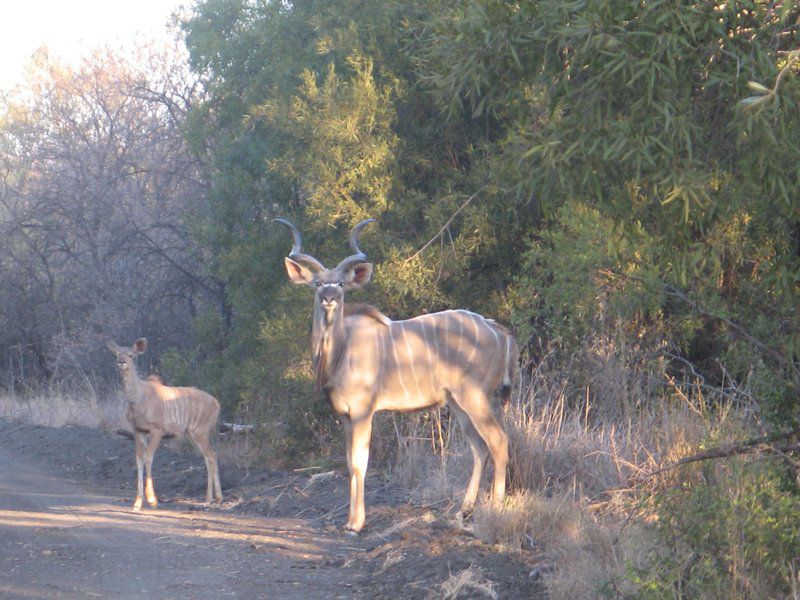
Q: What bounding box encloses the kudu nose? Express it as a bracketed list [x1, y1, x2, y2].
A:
[320, 287, 340, 307]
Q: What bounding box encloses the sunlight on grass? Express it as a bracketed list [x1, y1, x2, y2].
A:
[438, 563, 498, 600]
[0, 389, 127, 431]
[390, 348, 764, 599]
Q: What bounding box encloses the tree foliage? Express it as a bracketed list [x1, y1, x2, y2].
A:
[0, 2, 796, 593]
[174, 0, 800, 446]
[0, 0, 795, 460]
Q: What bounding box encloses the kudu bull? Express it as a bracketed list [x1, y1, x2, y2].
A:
[276, 218, 515, 533]
[107, 338, 223, 510]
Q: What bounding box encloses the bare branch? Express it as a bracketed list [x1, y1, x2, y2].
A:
[598, 268, 800, 384]
[639, 428, 800, 480]
[127, 218, 222, 301]
[405, 186, 487, 263]
[661, 283, 799, 381]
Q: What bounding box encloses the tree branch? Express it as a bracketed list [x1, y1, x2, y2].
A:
[127, 218, 222, 301]
[405, 186, 487, 263]
[598, 268, 800, 383]
[639, 428, 800, 480]
[661, 283, 800, 383]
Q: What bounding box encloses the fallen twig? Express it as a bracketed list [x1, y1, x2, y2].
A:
[116, 428, 175, 440]
[219, 422, 256, 433]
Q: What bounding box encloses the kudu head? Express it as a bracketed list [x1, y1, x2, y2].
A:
[274, 218, 375, 325]
[106, 338, 147, 375]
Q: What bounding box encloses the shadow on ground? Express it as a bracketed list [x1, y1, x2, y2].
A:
[0, 420, 545, 599]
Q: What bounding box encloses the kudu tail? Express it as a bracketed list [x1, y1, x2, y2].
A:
[501, 332, 519, 408]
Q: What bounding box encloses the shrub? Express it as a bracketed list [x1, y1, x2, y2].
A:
[631, 457, 800, 599]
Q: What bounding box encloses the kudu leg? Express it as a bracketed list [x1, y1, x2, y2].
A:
[342, 417, 354, 479]
[143, 430, 164, 508]
[449, 401, 489, 516]
[452, 390, 508, 507]
[132, 431, 147, 511]
[341, 418, 357, 529]
[189, 430, 223, 504]
[343, 415, 373, 533]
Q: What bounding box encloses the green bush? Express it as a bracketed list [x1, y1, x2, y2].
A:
[630, 458, 800, 599]
[511, 201, 661, 349]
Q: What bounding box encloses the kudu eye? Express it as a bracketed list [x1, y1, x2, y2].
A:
[316, 281, 322, 287]
[338, 281, 345, 287]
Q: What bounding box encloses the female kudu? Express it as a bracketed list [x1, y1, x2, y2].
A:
[107, 338, 223, 510]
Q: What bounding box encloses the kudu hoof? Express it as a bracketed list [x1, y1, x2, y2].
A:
[455, 510, 475, 532]
[343, 523, 363, 536]
[457, 507, 474, 521]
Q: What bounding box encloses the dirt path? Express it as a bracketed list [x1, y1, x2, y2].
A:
[0, 441, 356, 599]
[0, 420, 545, 599]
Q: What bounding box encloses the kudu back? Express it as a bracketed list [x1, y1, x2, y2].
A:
[107, 338, 223, 510]
[276, 218, 515, 532]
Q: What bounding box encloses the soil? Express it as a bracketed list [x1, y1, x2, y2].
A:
[0, 419, 546, 599]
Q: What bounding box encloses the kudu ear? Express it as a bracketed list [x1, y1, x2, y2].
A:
[285, 257, 315, 286]
[133, 338, 147, 354]
[347, 263, 373, 289]
[105, 340, 120, 354]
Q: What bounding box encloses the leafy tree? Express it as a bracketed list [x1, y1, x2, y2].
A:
[180, 0, 532, 460]
[414, 0, 800, 421]
[180, 0, 799, 460]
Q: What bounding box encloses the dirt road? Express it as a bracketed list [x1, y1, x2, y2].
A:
[0, 441, 356, 599]
[0, 420, 544, 599]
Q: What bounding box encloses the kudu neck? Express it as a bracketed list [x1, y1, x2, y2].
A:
[312, 298, 347, 389]
[121, 366, 144, 399]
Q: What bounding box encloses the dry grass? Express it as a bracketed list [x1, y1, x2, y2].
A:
[0, 386, 127, 431]
[389, 411, 468, 509]
[435, 564, 498, 600]
[473, 489, 583, 550]
[388, 345, 761, 599]
[0, 385, 268, 472]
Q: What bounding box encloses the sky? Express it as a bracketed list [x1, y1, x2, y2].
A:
[0, 1, 189, 91]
